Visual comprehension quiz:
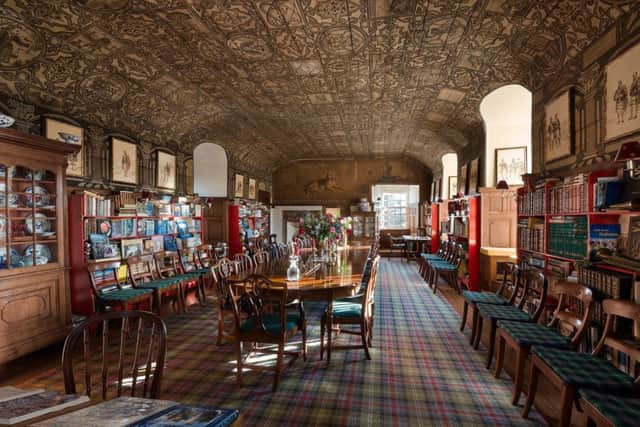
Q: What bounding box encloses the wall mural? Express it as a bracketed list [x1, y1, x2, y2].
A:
[0, 1, 636, 176]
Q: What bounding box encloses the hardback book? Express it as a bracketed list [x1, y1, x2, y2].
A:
[626, 216, 640, 260]
[129, 405, 239, 427]
[35, 397, 176, 427]
[0, 390, 89, 425]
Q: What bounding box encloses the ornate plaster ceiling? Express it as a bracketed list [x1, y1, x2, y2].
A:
[0, 0, 635, 174]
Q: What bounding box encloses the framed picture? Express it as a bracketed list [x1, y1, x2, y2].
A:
[234, 174, 244, 198]
[248, 178, 256, 199]
[121, 238, 144, 259]
[111, 137, 137, 184]
[44, 117, 83, 177]
[448, 176, 458, 199]
[458, 164, 468, 196]
[430, 180, 436, 202]
[495, 147, 526, 185]
[605, 43, 640, 142]
[151, 235, 164, 252]
[544, 90, 574, 161]
[156, 151, 176, 190]
[469, 157, 480, 194]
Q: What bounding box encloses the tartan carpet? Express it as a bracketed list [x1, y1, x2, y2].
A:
[16, 258, 546, 426]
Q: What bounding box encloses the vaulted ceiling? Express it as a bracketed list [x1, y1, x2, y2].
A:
[0, 0, 635, 175]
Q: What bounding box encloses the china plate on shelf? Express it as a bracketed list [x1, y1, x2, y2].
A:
[25, 170, 46, 181]
[26, 213, 51, 235]
[23, 244, 52, 265]
[0, 247, 22, 268]
[24, 185, 50, 208]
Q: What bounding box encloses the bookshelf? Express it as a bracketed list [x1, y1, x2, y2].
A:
[68, 191, 204, 317]
[228, 199, 270, 256]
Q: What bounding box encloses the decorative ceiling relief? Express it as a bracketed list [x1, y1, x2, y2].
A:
[0, 0, 637, 174]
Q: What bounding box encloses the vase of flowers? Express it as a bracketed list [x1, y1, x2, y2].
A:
[298, 213, 346, 253]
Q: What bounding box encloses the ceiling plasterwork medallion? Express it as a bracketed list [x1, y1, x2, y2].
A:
[227, 34, 273, 61]
[0, 16, 45, 70]
[318, 26, 368, 56]
[76, 73, 128, 105]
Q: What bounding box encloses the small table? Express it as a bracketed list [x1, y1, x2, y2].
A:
[402, 235, 431, 261]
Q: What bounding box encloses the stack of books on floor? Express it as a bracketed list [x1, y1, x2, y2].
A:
[0, 386, 89, 425]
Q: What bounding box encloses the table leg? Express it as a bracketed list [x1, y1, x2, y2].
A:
[326, 298, 333, 364]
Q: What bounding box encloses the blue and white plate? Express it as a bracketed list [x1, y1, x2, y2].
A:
[0, 114, 15, 128]
[0, 247, 22, 268]
[26, 213, 51, 235]
[24, 244, 52, 264]
[25, 170, 46, 181]
[24, 185, 50, 208]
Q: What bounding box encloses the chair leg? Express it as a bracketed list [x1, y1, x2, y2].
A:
[470, 307, 478, 345]
[320, 316, 325, 360]
[486, 320, 497, 369]
[521, 357, 540, 419]
[494, 334, 505, 379]
[511, 346, 528, 405]
[361, 320, 371, 360]
[432, 271, 439, 294]
[273, 341, 285, 392]
[235, 340, 243, 387]
[473, 316, 483, 350]
[460, 301, 468, 332]
[301, 323, 307, 362]
[559, 385, 576, 427]
[216, 308, 225, 346]
[326, 315, 333, 364]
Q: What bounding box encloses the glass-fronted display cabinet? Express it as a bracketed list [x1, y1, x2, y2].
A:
[350, 212, 376, 245]
[0, 127, 79, 365]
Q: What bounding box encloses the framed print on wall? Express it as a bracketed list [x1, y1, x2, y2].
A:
[605, 42, 640, 142]
[248, 178, 256, 199]
[468, 157, 480, 194]
[544, 90, 574, 162]
[234, 174, 244, 198]
[430, 180, 436, 202]
[448, 176, 457, 199]
[495, 147, 526, 185]
[111, 137, 137, 184]
[458, 164, 468, 196]
[44, 117, 83, 177]
[156, 151, 176, 190]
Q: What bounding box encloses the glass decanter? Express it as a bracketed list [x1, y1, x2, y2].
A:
[286, 255, 300, 281]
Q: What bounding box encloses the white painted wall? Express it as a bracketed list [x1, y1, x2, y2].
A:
[441, 153, 458, 199]
[270, 205, 323, 243]
[480, 84, 532, 186]
[194, 143, 228, 197]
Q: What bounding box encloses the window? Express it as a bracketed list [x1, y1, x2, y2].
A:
[380, 193, 408, 229]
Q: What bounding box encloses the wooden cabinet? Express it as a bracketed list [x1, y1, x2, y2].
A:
[350, 212, 376, 245]
[480, 187, 519, 248]
[0, 128, 78, 364]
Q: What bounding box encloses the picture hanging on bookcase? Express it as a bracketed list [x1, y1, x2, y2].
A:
[544, 89, 574, 162]
[605, 42, 640, 142]
[495, 147, 526, 185]
[110, 137, 137, 184]
[458, 164, 468, 196]
[469, 157, 480, 194]
[156, 151, 176, 190]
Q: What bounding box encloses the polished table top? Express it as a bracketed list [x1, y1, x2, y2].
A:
[229, 246, 370, 299]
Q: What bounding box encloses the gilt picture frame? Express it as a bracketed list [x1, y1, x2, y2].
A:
[605, 42, 640, 143]
[544, 89, 574, 162]
[234, 174, 244, 198]
[468, 157, 480, 194]
[448, 176, 458, 199]
[248, 178, 256, 199]
[156, 151, 176, 190]
[458, 164, 468, 196]
[44, 117, 84, 177]
[111, 137, 137, 185]
[495, 147, 526, 186]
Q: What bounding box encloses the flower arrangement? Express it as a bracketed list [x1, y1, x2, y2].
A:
[298, 213, 346, 242]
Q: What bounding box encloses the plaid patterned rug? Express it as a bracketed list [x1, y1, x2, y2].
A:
[16, 259, 546, 426]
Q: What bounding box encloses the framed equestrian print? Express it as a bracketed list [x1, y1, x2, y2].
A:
[605, 42, 640, 142]
[544, 90, 574, 162]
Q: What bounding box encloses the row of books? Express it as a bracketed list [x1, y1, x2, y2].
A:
[547, 216, 587, 259]
[83, 191, 113, 217]
[517, 185, 545, 216]
[517, 218, 545, 253]
[547, 179, 587, 214]
[577, 266, 632, 328]
[86, 218, 201, 240]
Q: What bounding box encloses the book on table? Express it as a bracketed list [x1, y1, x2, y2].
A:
[0, 387, 89, 425]
[129, 405, 239, 427]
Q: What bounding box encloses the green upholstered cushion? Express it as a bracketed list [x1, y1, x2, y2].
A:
[476, 303, 532, 322]
[531, 346, 635, 390]
[240, 313, 301, 335]
[497, 320, 571, 349]
[99, 288, 153, 301]
[463, 291, 507, 305]
[422, 254, 443, 260]
[137, 279, 178, 290]
[432, 264, 457, 271]
[331, 301, 362, 318]
[580, 389, 640, 427]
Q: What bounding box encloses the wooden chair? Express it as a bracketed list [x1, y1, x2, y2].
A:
[428, 243, 464, 294]
[494, 281, 593, 405]
[227, 275, 307, 391]
[474, 269, 548, 369]
[233, 253, 254, 273]
[153, 251, 197, 310]
[195, 244, 217, 268]
[62, 310, 167, 400]
[178, 247, 208, 303]
[87, 261, 154, 313]
[522, 299, 640, 427]
[460, 263, 519, 339]
[387, 233, 405, 257]
[126, 254, 183, 315]
[212, 258, 237, 346]
[418, 240, 449, 279]
[253, 250, 269, 266]
[579, 389, 640, 427]
[320, 256, 380, 362]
